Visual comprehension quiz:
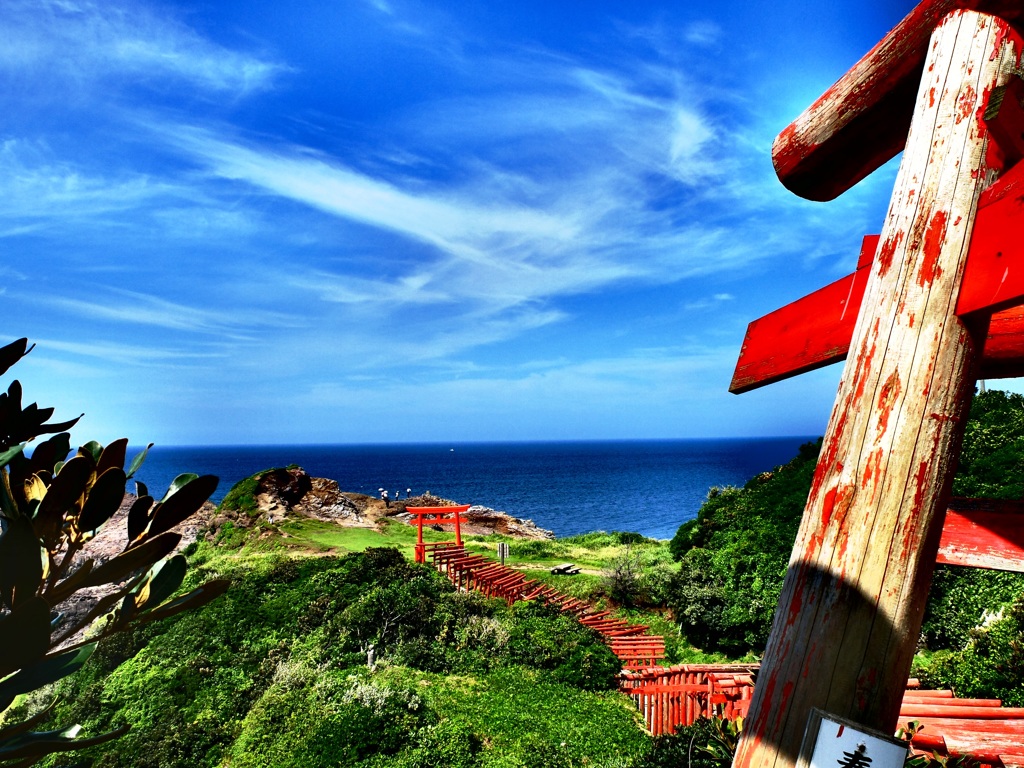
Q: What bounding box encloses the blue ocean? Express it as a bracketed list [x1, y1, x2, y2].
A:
[129, 438, 816, 540]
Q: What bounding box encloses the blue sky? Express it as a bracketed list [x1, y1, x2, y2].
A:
[4, 0, 976, 446]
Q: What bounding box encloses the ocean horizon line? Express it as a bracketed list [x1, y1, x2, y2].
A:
[133, 434, 821, 451]
[129, 437, 820, 539]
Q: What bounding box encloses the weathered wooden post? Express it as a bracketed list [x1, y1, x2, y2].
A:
[732, 8, 1022, 768]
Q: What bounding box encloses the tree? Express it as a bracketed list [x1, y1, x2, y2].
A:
[0, 338, 229, 766]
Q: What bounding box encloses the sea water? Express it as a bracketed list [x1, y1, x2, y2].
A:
[129, 438, 815, 540]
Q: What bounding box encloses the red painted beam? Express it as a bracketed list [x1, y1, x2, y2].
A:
[731, 164, 1024, 393]
[956, 158, 1024, 316]
[729, 236, 876, 393]
[774, 0, 1024, 200]
[937, 498, 1024, 572]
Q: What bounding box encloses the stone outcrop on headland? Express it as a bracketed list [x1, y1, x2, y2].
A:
[231, 466, 554, 540]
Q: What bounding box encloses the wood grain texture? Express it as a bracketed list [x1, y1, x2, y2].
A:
[734, 13, 1020, 768]
[773, 0, 1024, 201]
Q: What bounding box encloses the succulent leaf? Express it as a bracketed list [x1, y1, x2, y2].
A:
[133, 555, 187, 612]
[0, 694, 58, 741]
[0, 444, 25, 468]
[0, 723, 129, 761]
[77, 468, 127, 533]
[77, 442, 103, 465]
[23, 475, 47, 505]
[34, 456, 92, 550]
[79, 531, 180, 593]
[0, 644, 95, 714]
[161, 473, 199, 502]
[96, 438, 128, 475]
[147, 475, 217, 539]
[0, 339, 29, 379]
[0, 516, 43, 611]
[126, 495, 154, 544]
[0, 597, 51, 681]
[125, 444, 153, 479]
[136, 578, 231, 624]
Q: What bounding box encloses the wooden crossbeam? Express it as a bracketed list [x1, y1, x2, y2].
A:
[773, 0, 1024, 201]
[938, 499, 1024, 572]
[731, 158, 1024, 394]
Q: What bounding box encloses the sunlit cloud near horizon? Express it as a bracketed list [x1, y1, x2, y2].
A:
[7, 0, 1007, 446]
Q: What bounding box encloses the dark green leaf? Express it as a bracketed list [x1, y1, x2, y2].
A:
[161, 473, 199, 503]
[126, 444, 153, 480]
[44, 560, 92, 605]
[0, 516, 43, 611]
[0, 694, 58, 741]
[147, 475, 217, 539]
[77, 442, 102, 465]
[34, 456, 92, 550]
[0, 722, 128, 761]
[136, 578, 230, 624]
[126, 495, 153, 544]
[77, 468, 126, 533]
[35, 414, 82, 436]
[28, 433, 71, 475]
[83, 531, 181, 590]
[0, 444, 25, 468]
[96, 438, 128, 475]
[0, 339, 29, 379]
[133, 555, 187, 612]
[0, 645, 95, 714]
[0, 597, 51, 681]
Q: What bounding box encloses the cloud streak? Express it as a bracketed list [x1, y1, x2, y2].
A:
[0, 0, 286, 96]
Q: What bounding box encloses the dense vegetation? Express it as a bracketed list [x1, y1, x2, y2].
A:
[667, 389, 1024, 703]
[11, 384, 1024, 766]
[39, 547, 646, 767]
[666, 441, 819, 653]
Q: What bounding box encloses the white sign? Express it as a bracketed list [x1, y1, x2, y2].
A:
[800, 710, 908, 768]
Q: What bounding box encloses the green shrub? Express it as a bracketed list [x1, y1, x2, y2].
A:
[915, 595, 1024, 705]
[921, 567, 1024, 650]
[665, 442, 819, 653]
[666, 389, 1024, 656]
[502, 600, 621, 691]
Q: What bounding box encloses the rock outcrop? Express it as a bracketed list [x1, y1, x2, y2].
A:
[232, 466, 554, 540]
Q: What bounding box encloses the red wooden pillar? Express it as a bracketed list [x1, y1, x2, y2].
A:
[734, 11, 1020, 768]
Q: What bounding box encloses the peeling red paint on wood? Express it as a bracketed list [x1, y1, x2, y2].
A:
[877, 371, 903, 435]
[736, 12, 1019, 768]
[878, 229, 904, 277]
[919, 209, 948, 286]
[771, 0, 1024, 201]
[958, 84, 978, 123]
[862, 448, 884, 491]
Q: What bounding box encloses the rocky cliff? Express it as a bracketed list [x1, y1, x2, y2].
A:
[212, 466, 554, 540]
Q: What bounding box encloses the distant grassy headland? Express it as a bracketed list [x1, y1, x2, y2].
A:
[25, 390, 1024, 766]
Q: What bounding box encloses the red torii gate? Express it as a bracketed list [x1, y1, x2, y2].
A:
[407, 504, 470, 564]
[729, 3, 1024, 768]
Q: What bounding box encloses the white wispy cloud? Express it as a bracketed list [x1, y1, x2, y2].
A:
[0, 0, 286, 96]
[0, 140, 177, 225]
[39, 288, 301, 337]
[33, 338, 229, 365]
